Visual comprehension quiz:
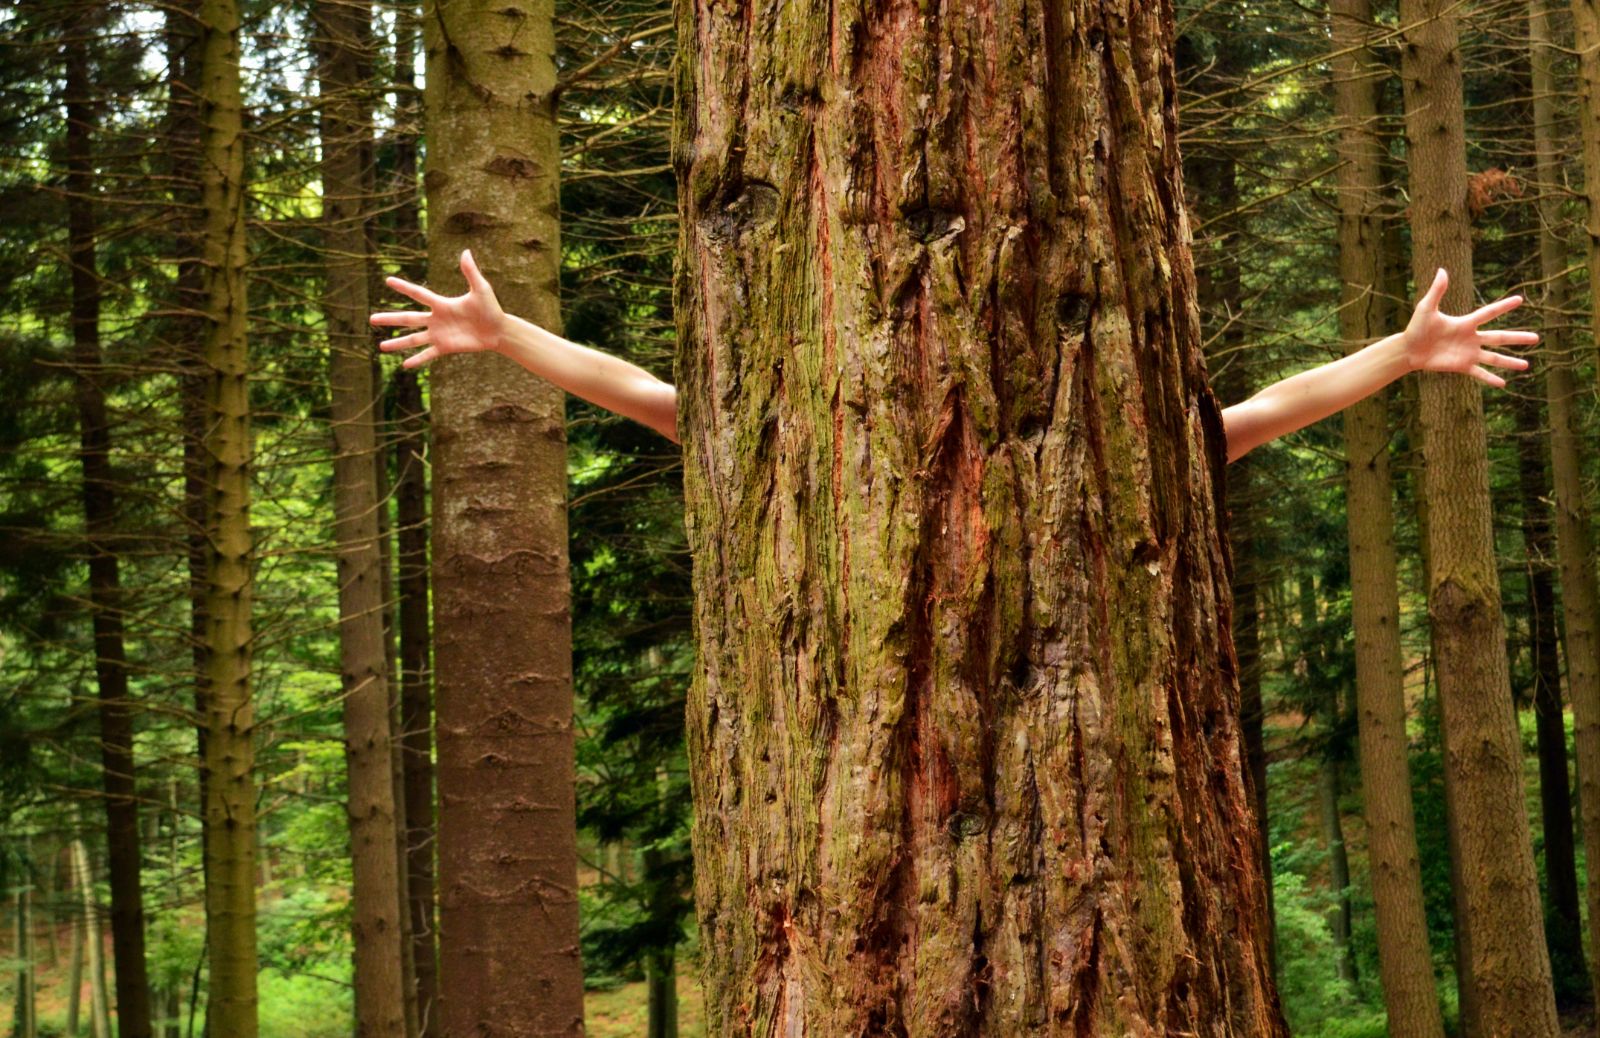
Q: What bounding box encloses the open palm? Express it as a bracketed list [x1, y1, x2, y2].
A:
[1403, 268, 1536, 388]
[370, 249, 505, 369]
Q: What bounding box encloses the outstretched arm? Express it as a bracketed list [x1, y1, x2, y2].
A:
[372, 249, 680, 442]
[1219, 269, 1535, 463]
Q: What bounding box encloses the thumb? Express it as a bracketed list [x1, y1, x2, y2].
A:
[1418, 267, 1448, 313]
[461, 249, 494, 298]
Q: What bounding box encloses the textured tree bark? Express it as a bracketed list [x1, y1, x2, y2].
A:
[675, 2, 1284, 1033]
[1328, 2, 1445, 1031]
[1541, 0, 1600, 1012]
[422, 2, 584, 1035]
[316, 2, 410, 1034]
[1397, 2, 1560, 1033]
[197, 0, 259, 1032]
[64, 22, 155, 1038]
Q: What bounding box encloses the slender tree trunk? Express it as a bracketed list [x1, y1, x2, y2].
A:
[676, 2, 1285, 1033]
[196, 0, 258, 1032]
[1318, 756, 1357, 985]
[392, 27, 438, 1038]
[643, 846, 679, 1038]
[68, 876, 84, 1038]
[316, 2, 410, 1034]
[64, 26, 155, 1038]
[164, 12, 214, 979]
[1513, 378, 1588, 1000]
[1509, 19, 1587, 998]
[1542, 0, 1600, 1012]
[1397, 2, 1560, 1032]
[422, 1, 583, 1034]
[13, 854, 35, 1038]
[72, 840, 111, 1038]
[1299, 579, 1356, 986]
[388, 8, 437, 1032]
[1329, 2, 1445, 1031]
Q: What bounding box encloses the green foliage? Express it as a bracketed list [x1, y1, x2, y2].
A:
[258, 965, 353, 1038]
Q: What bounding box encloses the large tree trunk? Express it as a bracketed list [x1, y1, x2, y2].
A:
[1397, 2, 1559, 1033]
[196, 0, 259, 1033]
[1544, 0, 1600, 1012]
[316, 2, 410, 1034]
[63, 23, 155, 1038]
[421, 1, 584, 1035]
[389, 7, 439, 1031]
[675, 2, 1284, 1034]
[1329, 2, 1445, 1031]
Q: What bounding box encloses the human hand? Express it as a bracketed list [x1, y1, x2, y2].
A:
[371, 249, 506, 369]
[1402, 268, 1536, 388]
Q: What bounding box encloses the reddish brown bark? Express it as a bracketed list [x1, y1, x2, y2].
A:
[676, 2, 1284, 1034]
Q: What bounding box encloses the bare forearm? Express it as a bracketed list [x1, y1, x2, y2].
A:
[1221, 333, 1411, 463]
[495, 313, 680, 442]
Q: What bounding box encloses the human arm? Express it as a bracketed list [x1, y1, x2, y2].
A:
[1219, 268, 1535, 463]
[372, 249, 680, 443]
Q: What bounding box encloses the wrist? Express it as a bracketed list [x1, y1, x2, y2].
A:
[489, 310, 519, 355]
[1377, 331, 1417, 375]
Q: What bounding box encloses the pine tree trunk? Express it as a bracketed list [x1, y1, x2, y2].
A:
[1329, 2, 1445, 1030]
[1513, 14, 1587, 996]
[316, 2, 410, 1034]
[13, 858, 35, 1038]
[196, 0, 259, 1032]
[676, 2, 1284, 1033]
[1513, 380, 1588, 999]
[1542, 0, 1600, 1012]
[72, 840, 111, 1038]
[1397, 1, 1560, 1032]
[643, 846, 679, 1038]
[68, 874, 84, 1038]
[389, 7, 439, 1030]
[165, 8, 214, 970]
[1317, 756, 1356, 985]
[421, 1, 583, 1034]
[394, 358, 437, 1038]
[64, 25, 156, 1038]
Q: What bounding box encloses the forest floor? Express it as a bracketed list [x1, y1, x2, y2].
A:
[0, 928, 710, 1038]
[586, 976, 707, 1037]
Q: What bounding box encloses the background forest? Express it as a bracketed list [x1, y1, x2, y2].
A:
[0, 0, 1597, 1035]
